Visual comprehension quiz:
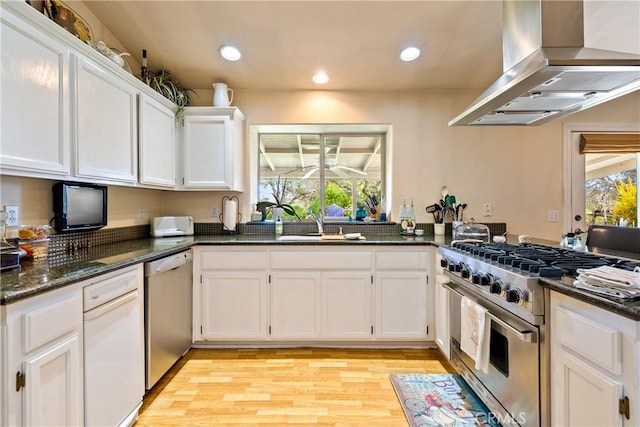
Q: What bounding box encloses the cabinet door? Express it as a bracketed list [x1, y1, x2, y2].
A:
[74, 54, 137, 183]
[321, 271, 372, 339]
[0, 7, 70, 176]
[138, 93, 175, 188]
[375, 271, 428, 339]
[270, 272, 319, 339]
[552, 348, 623, 427]
[182, 114, 231, 189]
[23, 334, 82, 427]
[434, 253, 450, 357]
[201, 271, 267, 340]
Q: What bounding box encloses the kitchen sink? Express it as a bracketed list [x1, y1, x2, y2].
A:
[276, 234, 362, 241]
[276, 235, 323, 241]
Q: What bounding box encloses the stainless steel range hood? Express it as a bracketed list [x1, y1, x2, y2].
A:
[449, 0, 640, 126]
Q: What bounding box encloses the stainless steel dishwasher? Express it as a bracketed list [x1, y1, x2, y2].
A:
[144, 249, 193, 390]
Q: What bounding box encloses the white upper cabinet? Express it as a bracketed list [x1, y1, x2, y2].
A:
[138, 93, 176, 188]
[0, 4, 71, 177]
[181, 107, 245, 191]
[73, 53, 138, 184]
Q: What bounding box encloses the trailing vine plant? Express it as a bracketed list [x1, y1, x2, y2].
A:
[148, 69, 195, 125]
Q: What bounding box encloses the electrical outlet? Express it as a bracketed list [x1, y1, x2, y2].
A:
[5, 205, 19, 226]
[482, 203, 492, 217]
[212, 206, 219, 217]
[547, 210, 560, 222]
[139, 207, 145, 219]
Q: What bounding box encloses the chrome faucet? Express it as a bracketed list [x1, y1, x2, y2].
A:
[307, 210, 324, 235]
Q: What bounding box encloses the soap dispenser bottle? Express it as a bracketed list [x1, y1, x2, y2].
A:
[275, 217, 283, 236]
[406, 199, 416, 235]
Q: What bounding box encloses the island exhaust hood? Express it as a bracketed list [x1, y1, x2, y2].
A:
[449, 0, 640, 126]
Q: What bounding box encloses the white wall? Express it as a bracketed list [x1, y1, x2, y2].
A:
[0, 176, 164, 230]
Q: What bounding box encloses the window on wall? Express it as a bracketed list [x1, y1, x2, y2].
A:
[581, 134, 639, 228]
[258, 132, 385, 220]
[583, 152, 638, 227]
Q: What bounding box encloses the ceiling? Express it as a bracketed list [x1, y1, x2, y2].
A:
[82, 0, 504, 92]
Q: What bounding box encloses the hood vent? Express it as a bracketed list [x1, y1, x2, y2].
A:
[449, 0, 640, 126]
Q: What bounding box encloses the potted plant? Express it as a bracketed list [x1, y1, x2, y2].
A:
[148, 68, 195, 125]
[256, 177, 300, 220]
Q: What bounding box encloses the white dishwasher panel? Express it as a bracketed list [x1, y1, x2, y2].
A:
[84, 267, 144, 427]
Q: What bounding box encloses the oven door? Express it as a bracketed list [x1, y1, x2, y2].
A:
[446, 280, 540, 426]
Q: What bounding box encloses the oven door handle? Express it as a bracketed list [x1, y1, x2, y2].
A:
[486, 311, 536, 343]
[443, 282, 537, 343]
[443, 282, 464, 297]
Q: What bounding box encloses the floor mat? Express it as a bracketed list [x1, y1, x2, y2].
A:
[390, 373, 501, 426]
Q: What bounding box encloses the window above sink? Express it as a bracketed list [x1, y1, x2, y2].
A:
[254, 124, 389, 222]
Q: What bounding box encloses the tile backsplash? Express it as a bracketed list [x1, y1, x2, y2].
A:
[45, 221, 507, 264]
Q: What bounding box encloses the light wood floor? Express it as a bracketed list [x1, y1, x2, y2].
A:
[134, 347, 454, 426]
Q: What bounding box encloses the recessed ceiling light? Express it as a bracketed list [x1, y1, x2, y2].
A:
[312, 71, 329, 84]
[219, 45, 241, 61]
[400, 46, 420, 62]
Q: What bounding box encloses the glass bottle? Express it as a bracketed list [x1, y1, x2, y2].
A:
[141, 49, 150, 85]
[406, 199, 416, 235]
[400, 200, 408, 234]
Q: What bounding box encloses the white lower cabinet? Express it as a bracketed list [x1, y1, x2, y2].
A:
[374, 250, 430, 340]
[195, 248, 269, 341]
[269, 249, 373, 341]
[201, 271, 268, 340]
[1, 283, 84, 427]
[270, 271, 320, 339]
[194, 246, 431, 344]
[321, 271, 372, 339]
[375, 271, 428, 339]
[433, 250, 450, 357]
[269, 270, 373, 340]
[22, 335, 81, 427]
[550, 290, 637, 426]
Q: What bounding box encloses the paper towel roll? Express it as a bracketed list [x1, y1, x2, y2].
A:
[223, 199, 237, 231]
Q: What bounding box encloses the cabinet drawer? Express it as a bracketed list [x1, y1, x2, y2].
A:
[271, 251, 372, 270]
[201, 251, 268, 270]
[23, 293, 82, 353]
[375, 251, 428, 270]
[554, 305, 621, 374]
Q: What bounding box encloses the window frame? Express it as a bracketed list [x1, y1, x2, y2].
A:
[250, 124, 391, 221]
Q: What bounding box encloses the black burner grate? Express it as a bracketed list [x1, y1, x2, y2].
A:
[452, 242, 640, 278]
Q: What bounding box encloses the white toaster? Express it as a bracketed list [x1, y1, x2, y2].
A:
[151, 216, 194, 237]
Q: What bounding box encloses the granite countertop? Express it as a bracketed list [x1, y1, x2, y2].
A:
[539, 276, 640, 321]
[1, 233, 445, 305]
[5, 232, 639, 322]
[533, 244, 640, 321]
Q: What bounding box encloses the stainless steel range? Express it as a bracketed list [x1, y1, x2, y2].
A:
[439, 242, 640, 426]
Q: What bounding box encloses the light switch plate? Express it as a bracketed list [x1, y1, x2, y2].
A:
[547, 210, 560, 222]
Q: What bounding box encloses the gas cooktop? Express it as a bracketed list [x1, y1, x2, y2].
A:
[450, 242, 640, 278]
